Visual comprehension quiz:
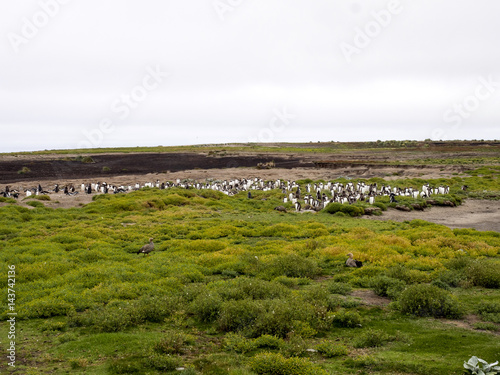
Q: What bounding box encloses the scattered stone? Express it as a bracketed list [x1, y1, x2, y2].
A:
[395, 205, 411, 212]
[411, 203, 424, 211]
[363, 207, 381, 215]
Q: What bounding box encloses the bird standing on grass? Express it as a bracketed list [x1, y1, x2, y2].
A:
[138, 238, 154, 256]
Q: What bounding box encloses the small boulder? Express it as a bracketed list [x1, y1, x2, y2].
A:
[411, 203, 424, 211]
[363, 207, 381, 215]
[274, 206, 287, 213]
[395, 205, 411, 212]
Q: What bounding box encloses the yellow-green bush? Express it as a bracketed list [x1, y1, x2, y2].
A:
[466, 260, 500, 288]
[397, 284, 463, 318]
[217, 299, 264, 332]
[223, 332, 257, 354]
[189, 292, 222, 323]
[153, 331, 195, 354]
[315, 340, 348, 358]
[250, 352, 328, 375]
[331, 309, 362, 328]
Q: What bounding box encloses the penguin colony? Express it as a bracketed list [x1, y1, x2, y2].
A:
[1, 179, 451, 212]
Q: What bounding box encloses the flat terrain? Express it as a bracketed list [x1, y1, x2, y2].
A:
[361, 199, 500, 232]
[1, 141, 499, 231]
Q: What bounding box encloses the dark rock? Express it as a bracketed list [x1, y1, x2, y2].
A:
[364, 207, 382, 215]
[395, 205, 411, 212]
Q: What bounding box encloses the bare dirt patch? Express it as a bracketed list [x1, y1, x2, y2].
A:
[361, 199, 500, 232]
[351, 289, 391, 307]
[441, 315, 500, 336]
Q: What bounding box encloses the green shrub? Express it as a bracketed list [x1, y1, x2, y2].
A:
[252, 303, 296, 338]
[254, 334, 285, 350]
[213, 277, 288, 301]
[224, 333, 257, 354]
[353, 328, 394, 348]
[326, 295, 343, 311]
[476, 301, 500, 315]
[430, 279, 451, 290]
[108, 356, 144, 374]
[230, 298, 317, 339]
[163, 193, 190, 206]
[198, 190, 224, 200]
[57, 332, 77, 344]
[327, 281, 352, 296]
[178, 269, 205, 284]
[221, 269, 239, 278]
[250, 352, 328, 375]
[80, 156, 95, 163]
[385, 265, 430, 284]
[131, 296, 178, 323]
[262, 253, 321, 279]
[344, 354, 379, 369]
[331, 309, 362, 328]
[315, 340, 348, 358]
[217, 299, 264, 332]
[22, 297, 73, 318]
[475, 301, 500, 323]
[188, 239, 226, 252]
[397, 284, 463, 318]
[71, 305, 133, 332]
[32, 194, 51, 201]
[0, 197, 16, 204]
[67, 295, 180, 332]
[371, 276, 406, 298]
[273, 276, 299, 288]
[323, 202, 364, 217]
[473, 322, 499, 332]
[26, 201, 45, 208]
[189, 292, 222, 323]
[147, 352, 181, 371]
[293, 321, 319, 339]
[446, 256, 472, 270]
[340, 298, 361, 309]
[373, 202, 387, 211]
[281, 333, 308, 357]
[40, 320, 67, 332]
[153, 331, 195, 354]
[467, 260, 500, 288]
[434, 269, 466, 288]
[300, 284, 330, 306]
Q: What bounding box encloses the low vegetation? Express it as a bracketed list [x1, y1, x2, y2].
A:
[0, 166, 499, 374]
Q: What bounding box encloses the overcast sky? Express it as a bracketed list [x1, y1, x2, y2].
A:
[1, 0, 499, 152]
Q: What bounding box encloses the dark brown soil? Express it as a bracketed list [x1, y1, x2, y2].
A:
[0, 153, 312, 184]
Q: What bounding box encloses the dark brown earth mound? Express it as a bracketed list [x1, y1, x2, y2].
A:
[0, 153, 312, 184]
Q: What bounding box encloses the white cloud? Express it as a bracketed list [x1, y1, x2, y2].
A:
[1, 0, 499, 152]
